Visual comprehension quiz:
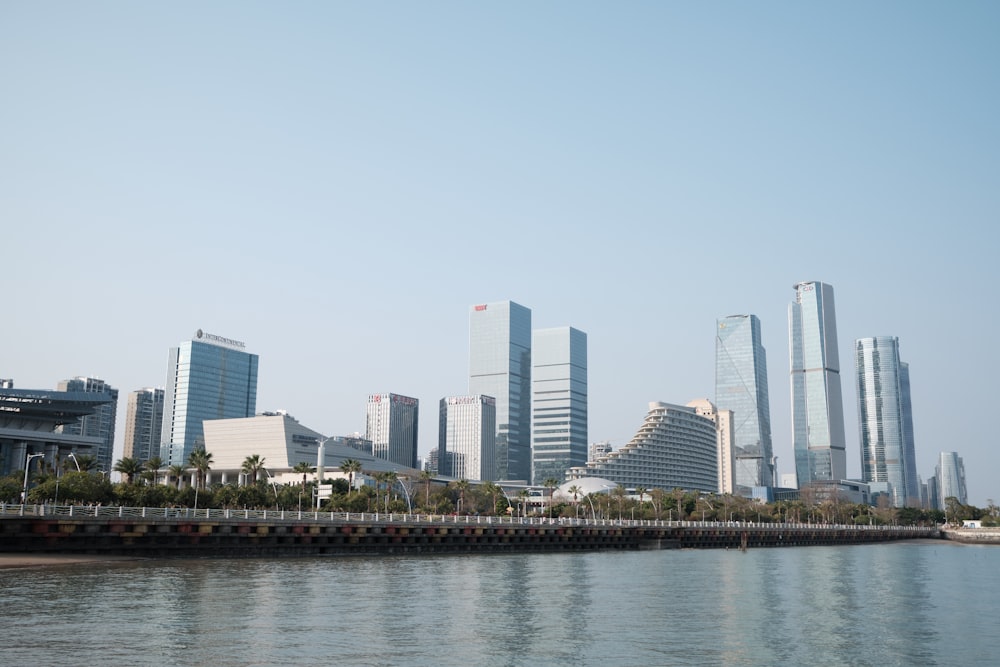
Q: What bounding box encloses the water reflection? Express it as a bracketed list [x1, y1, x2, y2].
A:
[1, 543, 997, 666]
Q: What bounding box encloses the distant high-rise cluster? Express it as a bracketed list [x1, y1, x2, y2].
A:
[5, 281, 967, 509]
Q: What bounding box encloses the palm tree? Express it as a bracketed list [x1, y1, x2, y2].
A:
[419, 469, 432, 509]
[168, 464, 186, 490]
[635, 486, 647, 518]
[613, 484, 627, 519]
[241, 454, 266, 485]
[454, 479, 470, 514]
[145, 456, 164, 486]
[567, 484, 582, 517]
[187, 448, 213, 490]
[382, 471, 398, 512]
[544, 478, 560, 519]
[113, 457, 143, 485]
[340, 459, 362, 495]
[292, 462, 314, 489]
[73, 454, 98, 472]
[482, 481, 502, 515]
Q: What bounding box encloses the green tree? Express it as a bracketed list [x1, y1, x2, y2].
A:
[72, 454, 99, 472]
[419, 469, 433, 509]
[241, 454, 266, 485]
[292, 462, 314, 489]
[340, 459, 362, 495]
[544, 478, 560, 519]
[167, 464, 186, 490]
[187, 448, 213, 490]
[144, 456, 164, 485]
[454, 479, 471, 514]
[113, 457, 143, 485]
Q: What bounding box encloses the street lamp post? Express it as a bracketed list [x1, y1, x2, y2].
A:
[396, 477, 413, 514]
[67, 453, 81, 471]
[22, 452, 44, 504]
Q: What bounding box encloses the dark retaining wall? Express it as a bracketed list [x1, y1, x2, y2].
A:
[0, 516, 939, 558]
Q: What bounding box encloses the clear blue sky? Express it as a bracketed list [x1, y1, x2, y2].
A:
[3, 2, 998, 505]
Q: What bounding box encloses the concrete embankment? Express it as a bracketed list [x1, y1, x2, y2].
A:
[0, 510, 939, 558]
[940, 528, 1000, 545]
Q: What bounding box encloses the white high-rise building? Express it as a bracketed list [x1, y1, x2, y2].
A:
[439, 395, 496, 481]
[366, 393, 419, 469]
[531, 327, 587, 485]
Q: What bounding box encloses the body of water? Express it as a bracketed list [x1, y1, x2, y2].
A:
[1, 541, 996, 666]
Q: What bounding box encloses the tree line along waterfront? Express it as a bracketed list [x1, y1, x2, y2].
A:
[2, 449, 995, 528]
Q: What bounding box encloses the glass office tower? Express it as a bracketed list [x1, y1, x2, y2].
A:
[160, 330, 259, 467]
[715, 314, 773, 490]
[789, 281, 847, 486]
[469, 301, 531, 482]
[531, 326, 588, 485]
[936, 451, 967, 509]
[855, 336, 916, 507]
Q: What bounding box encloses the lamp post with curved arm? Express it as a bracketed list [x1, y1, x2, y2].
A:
[66, 453, 82, 472]
[22, 452, 44, 504]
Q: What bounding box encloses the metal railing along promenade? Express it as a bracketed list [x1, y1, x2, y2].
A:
[0, 503, 936, 533]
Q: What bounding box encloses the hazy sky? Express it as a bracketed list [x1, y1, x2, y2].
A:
[4, 3, 998, 505]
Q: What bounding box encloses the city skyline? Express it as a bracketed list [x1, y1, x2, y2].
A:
[4, 4, 998, 505]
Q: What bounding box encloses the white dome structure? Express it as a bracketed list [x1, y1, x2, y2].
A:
[555, 477, 616, 501]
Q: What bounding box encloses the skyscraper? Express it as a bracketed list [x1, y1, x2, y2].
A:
[160, 330, 259, 467]
[439, 395, 496, 481]
[56, 376, 118, 471]
[469, 301, 531, 482]
[855, 336, 917, 507]
[715, 314, 774, 490]
[936, 451, 967, 509]
[531, 326, 587, 485]
[366, 393, 419, 469]
[789, 281, 847, 486]
[123, 387, 165, 464]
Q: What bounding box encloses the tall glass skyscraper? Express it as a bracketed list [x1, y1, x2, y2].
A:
[855, 336, 917, 507]
[469, 301, 531, 482]
[715, 314, 773, 490]
[531, 326, 588, 485]
[936, 451, 967, 509]
[160, 330, 259, 467]
[789, 281, 847, 486]
[366, 393, 419, 469]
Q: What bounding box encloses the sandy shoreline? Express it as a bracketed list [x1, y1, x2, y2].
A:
[0, 553, 144, 569]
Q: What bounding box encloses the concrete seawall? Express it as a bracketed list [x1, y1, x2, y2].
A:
[940, 528, 1000, 545]
[0, 510, 939, 558]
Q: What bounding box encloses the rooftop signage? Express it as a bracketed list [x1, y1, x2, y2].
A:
[194, 329, 247, 350]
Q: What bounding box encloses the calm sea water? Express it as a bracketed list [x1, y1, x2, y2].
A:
[1, 541, 996, 666]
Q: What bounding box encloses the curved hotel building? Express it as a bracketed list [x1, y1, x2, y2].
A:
[566, 401, 718, 492]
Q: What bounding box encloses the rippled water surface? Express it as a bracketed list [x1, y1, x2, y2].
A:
[2, 541, 996, 666]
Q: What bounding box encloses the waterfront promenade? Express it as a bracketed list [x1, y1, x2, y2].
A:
[0, 503, 938, 558]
